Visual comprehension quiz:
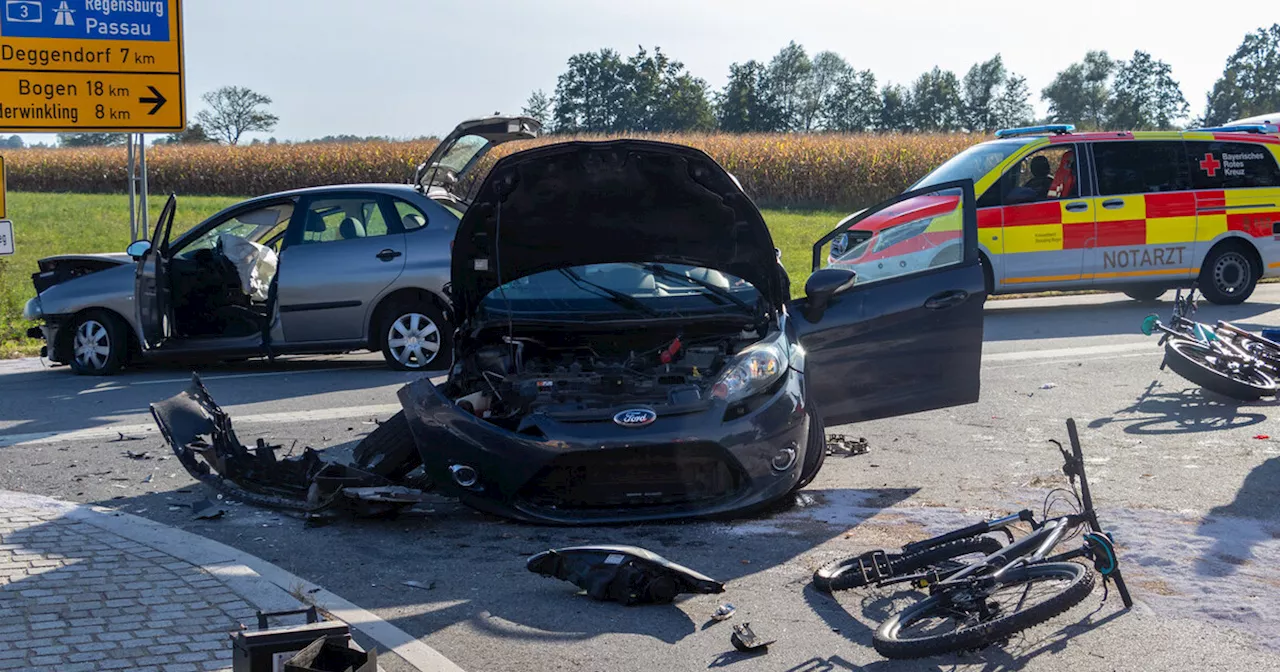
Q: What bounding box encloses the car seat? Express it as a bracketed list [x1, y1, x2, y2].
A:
[1047, 150, 1077, 199]
[304, 212, 327, 243]
[339, 217, 366, 240]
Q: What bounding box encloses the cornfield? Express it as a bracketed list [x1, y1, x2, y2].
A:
[3, 133, 981, 209]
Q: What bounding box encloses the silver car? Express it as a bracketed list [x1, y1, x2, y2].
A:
[22, 116, 541, 375]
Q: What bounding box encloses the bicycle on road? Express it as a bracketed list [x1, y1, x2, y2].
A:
[1142, 286, 1280, 400]
[813, 419, 1133, 659]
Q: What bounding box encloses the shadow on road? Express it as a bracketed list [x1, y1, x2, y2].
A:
[984, 296, 1280, 342]
[1087, 380, 1271, 435]
[1195, 456, 1280, 577]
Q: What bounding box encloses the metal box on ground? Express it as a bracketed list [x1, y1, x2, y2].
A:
[284, 636, 377, 672]
[231, 607, 352, 672]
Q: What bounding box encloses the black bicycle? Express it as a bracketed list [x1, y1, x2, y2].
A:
[1142, 286, 1280, 400]
[814, 419, 1132, 659]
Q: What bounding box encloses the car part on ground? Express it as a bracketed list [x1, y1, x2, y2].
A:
[525, 545, 724, 605]
[1142, 286, 1280, 400]
[151, 374, 433, 519]
[820, 419, 1132, 659]
[825, 434, 869, 458]
[711, 603, 736, 622]
[730, 623, 774, 653]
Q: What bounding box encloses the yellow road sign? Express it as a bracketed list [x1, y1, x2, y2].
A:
[0, 0, 184, 132]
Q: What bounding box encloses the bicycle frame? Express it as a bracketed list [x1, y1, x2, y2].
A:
[877, 420, 1133, 609]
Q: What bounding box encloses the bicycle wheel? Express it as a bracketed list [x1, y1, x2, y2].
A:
[813, 536, 1003, 593]
[873, 562, 1095, 659]
[1229, 331, 1280, 370]
[1164, 339, 1278, 401]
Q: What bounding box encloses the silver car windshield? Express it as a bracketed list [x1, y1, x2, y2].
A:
[910, 139, 1028, 191]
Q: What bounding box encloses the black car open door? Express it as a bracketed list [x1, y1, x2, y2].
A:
[787, 180, 985, 427]
[134, 194, 177, 350]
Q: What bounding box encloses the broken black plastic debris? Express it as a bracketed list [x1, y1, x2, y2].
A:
[826, 434, 868, 457]
[191, 498, 226, 520]
[526, 545, 724, 605]
[730, 623, 774, 653]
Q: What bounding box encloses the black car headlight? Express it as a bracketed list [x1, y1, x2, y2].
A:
[712, 335, 789, 402]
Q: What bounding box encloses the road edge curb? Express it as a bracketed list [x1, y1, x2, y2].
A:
[0, 490, 465, 672]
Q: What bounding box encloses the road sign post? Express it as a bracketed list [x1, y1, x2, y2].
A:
[0, 0, 185, 132]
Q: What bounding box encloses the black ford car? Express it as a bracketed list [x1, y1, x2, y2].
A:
[154, 139, 986, 525]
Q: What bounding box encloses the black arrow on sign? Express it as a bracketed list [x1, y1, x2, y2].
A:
[139, 86, 167, 115]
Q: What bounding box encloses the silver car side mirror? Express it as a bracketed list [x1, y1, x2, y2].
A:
[126, 240, 152, 259]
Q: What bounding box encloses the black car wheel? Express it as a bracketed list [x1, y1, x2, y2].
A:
[68, 310, 127, 376]
[1199, 244, 1257, 305]
[380, 302, 452, 371]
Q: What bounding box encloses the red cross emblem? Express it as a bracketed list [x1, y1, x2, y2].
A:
[1199, 153, 1221, 177]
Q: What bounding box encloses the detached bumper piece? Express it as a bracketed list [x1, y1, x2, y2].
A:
[526, 545, 724, 605]
[151, 374, 431, 518]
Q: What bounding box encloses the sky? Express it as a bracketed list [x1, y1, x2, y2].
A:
[14, 0, 1274, 145]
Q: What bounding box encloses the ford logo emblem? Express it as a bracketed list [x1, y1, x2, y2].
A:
[613, 408, 657, 428]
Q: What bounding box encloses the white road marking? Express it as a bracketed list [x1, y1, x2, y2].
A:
[128, 364, 388, 386]
[982, 342, 1155, 362]
[0, 403, 404, 448]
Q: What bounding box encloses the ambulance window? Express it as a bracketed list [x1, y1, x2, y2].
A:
[1186, 141, 1280, 189]
[1093, 141, 1189, 195]
[986, 145, 1080, 206]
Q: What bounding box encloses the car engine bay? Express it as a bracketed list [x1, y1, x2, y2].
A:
[444, 320, 768, 430]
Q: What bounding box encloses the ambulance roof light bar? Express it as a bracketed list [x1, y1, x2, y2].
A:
[1192, 123, 1279, 135]
[994, 124, 1076, 139]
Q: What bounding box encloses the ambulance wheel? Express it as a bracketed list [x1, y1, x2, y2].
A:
[1123, 286, 1166, 302]
[1199, 244, 1257, 305]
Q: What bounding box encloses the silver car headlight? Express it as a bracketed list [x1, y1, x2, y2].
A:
[712, 334, 789, 402]
[22, 297, 43, 321]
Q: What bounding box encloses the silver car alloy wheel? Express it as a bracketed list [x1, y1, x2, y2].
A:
[1212, 251, 1250, 296]
[387, 312, 441, 369]
[74, 319, 111, 371]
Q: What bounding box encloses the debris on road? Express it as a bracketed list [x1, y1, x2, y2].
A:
[402, 580, 436, 591]
[527, 545, 724, 605]
[123, 450, 152, 460]
[826, 435, 869, 457]
[1040, 383, 1058, 390]
[1253, 434, 1270, 440]
[730, 623, 774, 653]
[712, 603, 736, 622]
[142, 473, 154, 483]
[111, 432, 143, 442]
[150, 374, 432, 518]
[192, 498, 227, 520]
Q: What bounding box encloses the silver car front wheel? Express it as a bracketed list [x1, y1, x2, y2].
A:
[386, 312, 442, 369]
[68, 311, 126, 375]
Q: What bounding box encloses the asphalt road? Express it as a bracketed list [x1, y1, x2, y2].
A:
[2, 288, 1279, 671]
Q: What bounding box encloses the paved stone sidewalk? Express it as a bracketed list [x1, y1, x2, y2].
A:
[0, 504, 256, 671]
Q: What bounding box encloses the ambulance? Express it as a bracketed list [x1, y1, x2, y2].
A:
[827, 124, 1280, 304]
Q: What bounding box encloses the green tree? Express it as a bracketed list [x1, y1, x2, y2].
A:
[878, 84, 912, 131]
[56, 133, 127, 147]
[760, 41, 813, 132]
[822, 69, 879, 132]
[160, 122, 212, 144]
[552, 49, 629, 133]
[961, 55, 1008, 132]
[194, 86, 278, 145]
[716, 60, 768, 133]
[910, 67, 963, 131]
[1202, 24, 1280, 125]
[521, 89, 553, 131]
[3, 135, 23, 149]
[1106, 50, 1188, 130]
[800, 51, 851, 131]
[1041, 51, 1115, 129]
[993, 74, 1034, 128]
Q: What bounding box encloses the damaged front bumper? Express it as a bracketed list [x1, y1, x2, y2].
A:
[397, 369, 810, 524]
[151, 374, 431, 518]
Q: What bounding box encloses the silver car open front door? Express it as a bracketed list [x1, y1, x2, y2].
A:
[134, 194, 177, 350]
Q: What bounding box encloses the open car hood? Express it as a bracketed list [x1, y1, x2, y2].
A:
[450, 140, 785, 324]
[414, 116, 541, 203]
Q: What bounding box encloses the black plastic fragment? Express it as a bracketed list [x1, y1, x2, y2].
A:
[526, 545, 724, 605]
[730, 623, 774, 653]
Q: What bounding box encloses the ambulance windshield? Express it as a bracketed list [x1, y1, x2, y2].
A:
[911, 139, 1029, 191]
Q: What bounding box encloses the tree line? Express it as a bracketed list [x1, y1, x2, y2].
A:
[524, 23, 1280, 134]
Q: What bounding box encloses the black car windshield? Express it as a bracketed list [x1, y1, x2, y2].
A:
[480, 263, 759, 317]
[910, 139, 1030, 191]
